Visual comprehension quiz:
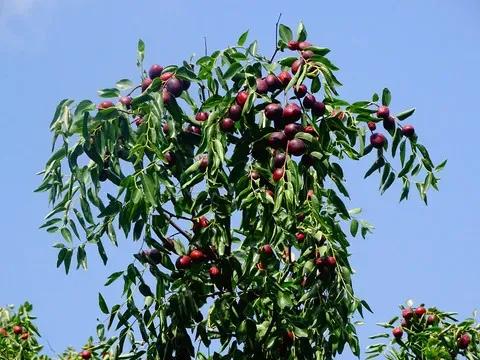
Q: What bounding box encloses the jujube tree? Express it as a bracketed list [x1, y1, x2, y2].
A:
[36, 22, 445, 359]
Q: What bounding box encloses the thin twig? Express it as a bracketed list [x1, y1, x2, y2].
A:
[268, 13, 282, 63]
[157, 207, 193, 241]
[127, 84, 142, 96]
[160, 206, 193, 222]
[203, 36, 208, 56]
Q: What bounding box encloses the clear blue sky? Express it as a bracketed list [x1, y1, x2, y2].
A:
[1, 0, 479, 357]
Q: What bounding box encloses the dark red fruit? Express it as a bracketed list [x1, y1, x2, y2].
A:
[301, 50, 314, 59]
[0, 328, 7, 337]
[162, 123, 170, 134]
[98, 101, 114, 110]
[190, 249, 205, 262]
[256, 78, 269, 94]
[164, 151, 175, 167]
[20, 332, 29, 340]
[250, 170, 260, 180]
[294, 84, 308, 98]
[303, 94, 316, 109]
[301, 154, 314, 167]
[272, 168, 285, 182]
[307, 189, 314, 200]
[162, 89, 173, 105]
[277, 71, 292, 87]
[236, 91, 249, 107]
[268, 131, 288, 149]
[147, 248, 162, 264]
[196, 216, 209, 229]
[262, 244, 273, 255]
[284, 123, 302, 140]
[177, 255, 192, 269]
[377, 105, 390, 119]
[148, 64, 164, 79]
[199, 156, 209, 172]
[283, 331, 294, 346]
[119, 96, 132, 107]
[13, 326, 22, 335]
[287, 138, 306, 156]
[298, 41, 312, 50]
[427, 314, 437, 325]
[295, 232, 305, 242]
[256, 262, 266, 270]
[401, 319, 409, 328]
[402, 124, 415, 138]
[297, 213, 305, 222]
[160, 72, 173, 82]
[229, 104, 242, 121]
[273, 152, 286, 168]
[402, 308, 414, 320]
[265, 74, 281, 92]
[209, 266, 220, 278]
[180, 79, 191, 90]
[383, 116, 396, 130]
[195, 111, 209, 122]
[367, 121, 376, 131]
[80, 350, 92, 360]
[287, 40, 300, 50]
[303, 125, 316, 135]
[392, 327, 403, 340]
[166, 78, 183, 97]
[265, 189, 274, 198]
[458, 333, 471, 349]
[141, 78, 153, 92]
[326, 256, 337, 267]
[134, 117, 144, 126]
[311, 101, 326, 117]
[265, 103, 283, 121]
[314, 256, 324, 267]
[220, 118, 235, 132]
[187, 124, 201, 135]
[283, 103, 302, 123]
[415, 306, 427, 317]
[370, 133, 386, 149]
[291, 59, 305, 75]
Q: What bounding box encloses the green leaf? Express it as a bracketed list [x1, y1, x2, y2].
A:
[116, 79, 134, 90]
[279, 24, 293, 43]
[61, 227, 72, 243]
[396, 108, 415, 121]
[311, 76, 321, 93]
[435, 159, 447, 172]
[98, 293, 109, 314]
[381, 172, 396, 193]
[296, 22, 307, 42]
[56, 248, 67, 268]
[398, 155, 415, 178]
[381, 88, 391, 106]
[364, 157, 385, 178]
[237, 30, 249, 46]
[98, 88, 120, 98]
[137, 39, 145, 66]
[105, 271, 124, 286]
[277, 290, 293, 309]
[350, 219, 359, 237]
[224, 62, 243, 79]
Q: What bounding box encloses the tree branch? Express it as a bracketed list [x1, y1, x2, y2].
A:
[268, 13, 282, 63]
[157, 207, 193, 242]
